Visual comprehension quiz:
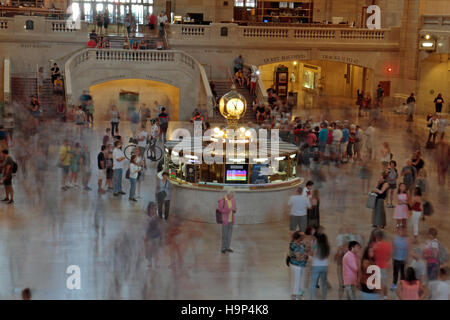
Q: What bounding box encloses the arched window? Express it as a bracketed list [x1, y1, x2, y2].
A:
[25, 20, 34, 30]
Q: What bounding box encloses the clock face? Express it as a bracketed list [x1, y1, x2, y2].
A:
[226, 98, 245, 116]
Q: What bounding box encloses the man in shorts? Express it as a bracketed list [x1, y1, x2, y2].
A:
[288, 187, 311, 233]
[59, 139, 72, 190]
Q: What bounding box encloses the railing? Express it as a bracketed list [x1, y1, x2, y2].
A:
[64, 49, 214, 115]
[245, 64, 268, 107]
[421, 15, 450, 28]
[169, 23, 396, 44]
[181, 26, 205, 36]
[0, 18, 10, 30]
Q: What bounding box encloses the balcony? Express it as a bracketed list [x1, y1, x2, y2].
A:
[168, 23, 400, 51]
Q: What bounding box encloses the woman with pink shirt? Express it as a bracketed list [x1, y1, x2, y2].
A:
[342, 241, 361, 300]
[218, 191, 237, 254]
[396, 267, 427, 300]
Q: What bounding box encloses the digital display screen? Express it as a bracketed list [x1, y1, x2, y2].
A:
[225, 164, 248, 183]
[226, 170, 247, 181]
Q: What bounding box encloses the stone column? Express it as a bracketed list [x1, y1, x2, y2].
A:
[398, 0, 420, 93]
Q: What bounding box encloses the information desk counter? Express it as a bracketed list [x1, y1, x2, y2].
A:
[168, 177, 302, 224]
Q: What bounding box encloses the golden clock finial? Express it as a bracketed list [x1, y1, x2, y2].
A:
[218, 87, 247, 129]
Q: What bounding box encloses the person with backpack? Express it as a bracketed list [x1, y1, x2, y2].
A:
[1, 149, 16, 204]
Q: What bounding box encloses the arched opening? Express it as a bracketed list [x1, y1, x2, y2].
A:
[258, 59, 374, 109]
[89, 79, 180, 121]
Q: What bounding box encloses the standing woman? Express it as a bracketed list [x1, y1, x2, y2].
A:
[410, 187, 423, 244]
[372, 171, 389, 229]
[310, 233, 330, 300]
[394, 183, 409, 228]
[386, 160, 398, 208]
[110, 105, 120, 137]
[433, 93, 444, 114]
[218, 191, 237, 254]
[396, 267, 427, 300]
[307, 189, 320, 228]
[288, 231, 308, 300]
[128, 155, 141, 201]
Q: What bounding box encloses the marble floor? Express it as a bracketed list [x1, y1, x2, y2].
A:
[0, 108, 448, 300]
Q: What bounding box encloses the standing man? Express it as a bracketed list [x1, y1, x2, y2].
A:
[376, 84, 384, 109]
[218, 191, 237, 254]
[406, 93, 416, 122]
[342, 241, 361, 300]
[373, 230, 392, 299]
[97, 145, 106, 194]
[155, 172, 171, 220]
[1, 149, 15, 204]
[158, 107, 169, 144]
[158, 12, 168, 38]
[233, 55, 244, 74]
[288, 187, 311, 233]
[113, 140, 126, 196]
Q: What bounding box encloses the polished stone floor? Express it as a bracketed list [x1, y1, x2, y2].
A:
[0, 108, 448, 299]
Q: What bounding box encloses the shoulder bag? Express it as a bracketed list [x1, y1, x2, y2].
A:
[366, 192, 377, 209]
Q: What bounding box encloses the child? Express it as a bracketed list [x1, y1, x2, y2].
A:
[394, 183, 409, 228]
[386, 160, 398, 208]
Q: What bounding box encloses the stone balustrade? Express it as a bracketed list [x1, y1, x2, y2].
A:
[169, 23, 398, 48]
[64, 49, 215, 118]
[0, 16, 88, 41]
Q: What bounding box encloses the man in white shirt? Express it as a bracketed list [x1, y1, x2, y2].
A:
[113, 140, 126, 196]
[428, 267, 449, 300]
[288, 187, 311, 233]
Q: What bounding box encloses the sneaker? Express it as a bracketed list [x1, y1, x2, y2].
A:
[221, 249, 227, 254]
[226, 248, 234, 253]
[7, 200, 14, 204]
[129, 198, 137, 202]
[84, 186, 92, 191]
[119, 191, 126, 195]
[2, 198, 9, 201]
[113, 193, 119, 196]
[390, 284, 397, 291]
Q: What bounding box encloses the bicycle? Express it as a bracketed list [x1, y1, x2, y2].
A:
[124, 136, 163, 162]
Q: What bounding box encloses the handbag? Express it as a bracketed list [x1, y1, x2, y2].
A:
[366, 192, 377, 209]
[286, 255, 291, 267]
[215, 209, 222, 224]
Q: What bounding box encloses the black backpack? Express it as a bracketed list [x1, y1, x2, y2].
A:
[12, 160, 18, 174]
